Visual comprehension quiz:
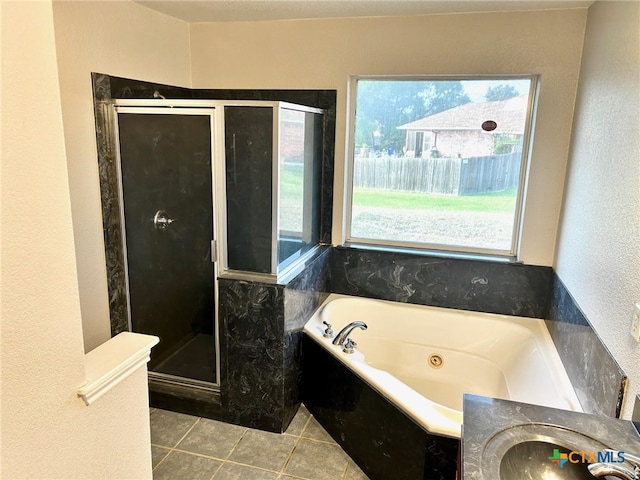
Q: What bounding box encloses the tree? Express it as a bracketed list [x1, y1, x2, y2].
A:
[354, 81, 429, 152]
[354, 80, 471, 153]
[485, 84, 520, 102]
[420, 81, 471, 117]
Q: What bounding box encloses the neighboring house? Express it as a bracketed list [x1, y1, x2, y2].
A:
[280, 108, 306, 162]
[397, 95, 528, 158]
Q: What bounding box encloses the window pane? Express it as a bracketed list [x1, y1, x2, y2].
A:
[278, 108, 323, 271]
[279, 108, 305, 234]
[349, 78, 533, 254]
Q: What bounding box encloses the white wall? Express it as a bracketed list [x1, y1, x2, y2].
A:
[555, 1, 640, 419]
[52, 0, 192, 351]
[1, 1, 153, 477]
[190, 8, 588, 267]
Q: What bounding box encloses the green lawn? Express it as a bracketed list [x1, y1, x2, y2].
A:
[281, 163, 517, 214]
[279, 163, 305, 203]
[353, 188, 517, 213]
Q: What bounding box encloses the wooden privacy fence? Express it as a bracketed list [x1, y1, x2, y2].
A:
[352, 152, 521, 195]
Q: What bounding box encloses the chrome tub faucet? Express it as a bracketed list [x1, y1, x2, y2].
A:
[331, 321, 367, 347]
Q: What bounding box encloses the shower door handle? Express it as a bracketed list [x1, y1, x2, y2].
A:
[153, 210, 177, 230]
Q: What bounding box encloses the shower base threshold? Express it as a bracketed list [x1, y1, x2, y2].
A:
[153, 333, 216, 384]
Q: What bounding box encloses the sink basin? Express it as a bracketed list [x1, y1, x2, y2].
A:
[463, 394, 640, 480]
[480, 423, 611, 479]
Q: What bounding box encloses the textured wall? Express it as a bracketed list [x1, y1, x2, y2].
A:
[1, 2, 153, 478]
[190, 9, 588, 267]
[555, 1, 640, 419]
[51, 0, 192, 351]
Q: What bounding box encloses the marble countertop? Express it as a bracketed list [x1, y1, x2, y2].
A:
[462, 394, 640, 479]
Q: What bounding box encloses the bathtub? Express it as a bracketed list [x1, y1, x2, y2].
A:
[303, 294, 582, 439]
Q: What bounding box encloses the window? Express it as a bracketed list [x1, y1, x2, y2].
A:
[346, 76, 537, 258]
[277, 106, 323, 272]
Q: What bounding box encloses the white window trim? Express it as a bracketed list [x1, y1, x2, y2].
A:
[342, 74, 539, 261]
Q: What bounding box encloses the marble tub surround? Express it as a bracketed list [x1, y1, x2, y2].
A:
[330, 246, 553, 318]
[219, 248, 332, 432]
[219, 278, 285, 432]
[329, 247, 628, 421]
[547, 275, 626, 418]
[283, 247, 332, 429]
[462, 394, 640, 480]
[303, 335, 459, 480]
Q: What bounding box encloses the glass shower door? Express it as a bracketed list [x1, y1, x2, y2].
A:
[116, 108, 217, 386]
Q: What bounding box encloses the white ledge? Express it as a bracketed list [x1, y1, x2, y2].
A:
[78, 332, 159, 405]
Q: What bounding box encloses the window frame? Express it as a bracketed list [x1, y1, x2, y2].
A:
[343, 74, 539, 261]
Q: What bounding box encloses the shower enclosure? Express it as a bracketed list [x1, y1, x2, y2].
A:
[110, 98, 324, 396]
[115, 107, 219, 387]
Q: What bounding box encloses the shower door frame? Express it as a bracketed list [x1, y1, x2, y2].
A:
[113, 100, 223, 391]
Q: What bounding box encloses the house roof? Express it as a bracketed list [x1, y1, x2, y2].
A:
[397, 95, 529, 134]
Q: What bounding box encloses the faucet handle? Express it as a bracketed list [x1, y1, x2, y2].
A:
[322, 321, 333, 338]
[343, 338, 357, 354]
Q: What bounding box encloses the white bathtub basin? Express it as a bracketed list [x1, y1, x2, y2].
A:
[304, 294, 582, 438]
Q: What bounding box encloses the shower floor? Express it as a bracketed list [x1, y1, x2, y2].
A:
[154, 333, 216, 384]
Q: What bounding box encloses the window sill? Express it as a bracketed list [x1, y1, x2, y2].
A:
[341, 242, 520, 264]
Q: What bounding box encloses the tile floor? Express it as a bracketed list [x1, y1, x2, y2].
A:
[150, 405, 370, 480]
